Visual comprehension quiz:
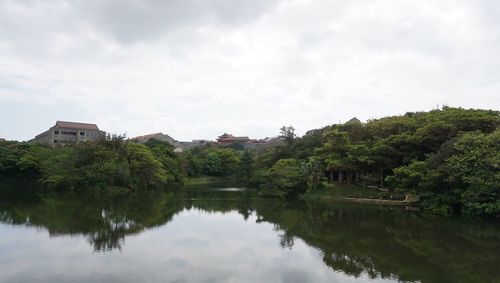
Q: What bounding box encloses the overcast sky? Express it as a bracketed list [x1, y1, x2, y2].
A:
[1, 0, 499, 141]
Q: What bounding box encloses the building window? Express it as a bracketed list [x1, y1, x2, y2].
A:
[61, 131, 77, 136]
[80, 132, 85, 136]
[54, 131, 59, 134]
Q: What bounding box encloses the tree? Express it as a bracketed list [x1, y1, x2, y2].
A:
[280, 125, 296, 144]
[144, 139, 185, 183]
[125, 143, 168, 190]
[317, 128, 352, 177]
[265, 159, 306, 196]
[216, 148, 241, 176]
[0, 141, 17, 172]
[204, 151, 223, 176]
[301, 157, 322, 191]
[238, 150, 255, 180]
[445, 130, 500, 216]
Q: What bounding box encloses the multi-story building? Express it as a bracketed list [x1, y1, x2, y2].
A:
[33, 121, 105, 146]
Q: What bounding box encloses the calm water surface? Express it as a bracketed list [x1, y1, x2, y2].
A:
[0, 186, 499, 283]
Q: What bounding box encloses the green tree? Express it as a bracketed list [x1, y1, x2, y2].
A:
[301, 157, 322, 191]
[238, 150, 255, 180]
[264, 159, 306, 196]
[144, 139, 185, 183]
[445, 130, 500, 216]
[0, 141, 18, 172]
[204, 151, 223, 176]
[126, 143, 168, 190]
[280, 125, 296, 144]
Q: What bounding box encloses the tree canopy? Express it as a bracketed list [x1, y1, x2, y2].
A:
[0, 107, 498, 216]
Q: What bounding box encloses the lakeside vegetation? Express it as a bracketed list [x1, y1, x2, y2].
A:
[1, 107, 499, 217]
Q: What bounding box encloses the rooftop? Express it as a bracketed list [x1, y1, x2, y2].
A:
[55, 121, 99, 130]
[131, 132, 177, 143]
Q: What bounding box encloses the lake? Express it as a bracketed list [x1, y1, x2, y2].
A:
[0, 186, 499, 283]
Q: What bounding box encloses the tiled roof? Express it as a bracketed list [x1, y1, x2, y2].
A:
[55, 121, 99, 130]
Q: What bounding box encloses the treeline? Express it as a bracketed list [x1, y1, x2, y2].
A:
[0, 107, 498, 216]
[0, 136, 254, 191]
[254, 107, 499, 216]
[182, 146, 254, 179]
[0, 136, 184, 190]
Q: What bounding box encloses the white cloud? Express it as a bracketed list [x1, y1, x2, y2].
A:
[0, 0, 499, 141]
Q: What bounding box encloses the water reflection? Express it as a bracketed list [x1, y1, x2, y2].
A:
[0, 188, 499, 283]
[0, 192, 184, 251]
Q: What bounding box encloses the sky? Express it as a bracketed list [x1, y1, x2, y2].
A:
[1, 0, 499, 142]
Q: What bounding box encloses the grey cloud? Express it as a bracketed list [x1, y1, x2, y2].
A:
[74, 0, 282, 44]
[1, 0, 500, 141]
[0, 0, 282, 59]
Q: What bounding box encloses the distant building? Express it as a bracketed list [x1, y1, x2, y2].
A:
[131, 132, 208, 152]
[32, 121, 105, 146]
[216, 133, 250, 144]
[252, 136, 285, 153]
[0, 138, 6, 142]
[181, 139, 212, 149]
[215, 133, 284, 151]
[131, 132, 177, 145]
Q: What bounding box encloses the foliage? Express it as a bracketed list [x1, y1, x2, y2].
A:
[126, 142, 169, 189]
[254, 107, 500, 216]
[279, 125, 296, 144]
[0, 136, 183, 191]
[388, 130, 500, 216]
[262, 158, 306, 196]
[182, 146, 253, 178]
[238, 150, 255, 180]
[1, 106, 498, 216]
[300, 157, 322, 191]
[144, 139, 184, 183]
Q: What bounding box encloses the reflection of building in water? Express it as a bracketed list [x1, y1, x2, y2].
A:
[32, 121, 105, 146]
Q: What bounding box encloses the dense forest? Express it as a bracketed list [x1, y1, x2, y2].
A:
[252, 106, 499, 217]
[0, 107, 498, 216]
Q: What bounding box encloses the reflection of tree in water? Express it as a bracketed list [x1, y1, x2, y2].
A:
[323, 253, 377, 279]
[1, 189, 499, 283]
[278, 229, 294, 249]
[188, 194, 500, 283]
[0, 191, 184, 252]
[250, 200, 500, 283]
[87, 212, 140, 251]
